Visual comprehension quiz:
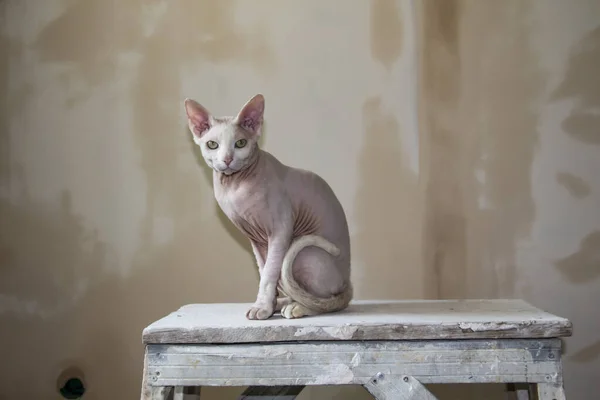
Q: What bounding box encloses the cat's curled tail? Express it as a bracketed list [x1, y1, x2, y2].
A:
[280, 235, 353, 314]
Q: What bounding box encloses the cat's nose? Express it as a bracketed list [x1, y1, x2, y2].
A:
[224, 157, 233, 166]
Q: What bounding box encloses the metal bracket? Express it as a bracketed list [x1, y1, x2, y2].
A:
[364, 372, 438, 400]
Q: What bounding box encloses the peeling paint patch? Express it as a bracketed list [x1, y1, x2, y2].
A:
[458, 322, 519, 332]
[293, 325, 359, 339]
[322, 325, 359, 340]
[310, 364, 354, 385]
[261, 348, 290, 358]
[293, 326, 320, 337]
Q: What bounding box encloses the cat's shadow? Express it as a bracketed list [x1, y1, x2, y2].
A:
[185, 123, 269, 276]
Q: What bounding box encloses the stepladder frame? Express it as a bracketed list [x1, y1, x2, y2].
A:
[140, 338, 566, 399]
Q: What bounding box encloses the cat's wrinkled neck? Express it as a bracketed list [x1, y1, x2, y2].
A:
[218, 146, 262, 186]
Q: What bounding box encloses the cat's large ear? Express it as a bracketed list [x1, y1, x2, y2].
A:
[184, 98, 211, 138]
[235, 94, 264, 136]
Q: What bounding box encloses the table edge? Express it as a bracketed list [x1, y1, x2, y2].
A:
[142, 319, 573, 345]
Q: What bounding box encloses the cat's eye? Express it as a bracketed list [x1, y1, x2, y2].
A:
[235, 139, 247, 148]
[206, 140, 218, 149]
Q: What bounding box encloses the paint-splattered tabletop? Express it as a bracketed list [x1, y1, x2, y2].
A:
[142, 299, 572, 344]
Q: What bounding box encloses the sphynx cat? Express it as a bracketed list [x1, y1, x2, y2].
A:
[184, 94, 353, 320]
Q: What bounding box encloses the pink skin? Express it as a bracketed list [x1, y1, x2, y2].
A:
[185, 94, 351, 320]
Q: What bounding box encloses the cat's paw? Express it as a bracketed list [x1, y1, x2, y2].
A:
[246, 303, 274, 320]
[281, 302, 316, 319]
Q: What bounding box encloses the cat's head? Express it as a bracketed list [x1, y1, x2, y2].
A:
[184, 94, 264, 175]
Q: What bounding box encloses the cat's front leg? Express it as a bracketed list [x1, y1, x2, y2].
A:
[250, 240, 266, 272]
[246, 236, 290, 320]
[251, 241, 291, 309]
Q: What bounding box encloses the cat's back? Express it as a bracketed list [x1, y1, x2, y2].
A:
[265, 151, 346, 219]
[263, 149, 350, 251]
[262, 151, 335, 196]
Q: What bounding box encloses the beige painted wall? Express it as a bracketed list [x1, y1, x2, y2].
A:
[0, 0, 598, 399]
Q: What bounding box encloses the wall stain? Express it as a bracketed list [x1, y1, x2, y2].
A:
[569, 339, 600, 363]
[33, 0, 142, 95]
[32, 0, 275, 106]
[466, 1, 543, 298]
[369, 0, 403, 71]
[556, 171, 591, 198]
[555, 230, 600, 284]
[420, 1, 543, 300]
[353, 96, 421, 299]
[0, 27, 32, 119]
[0, 29, 13, 187]
[551, 26, 600, 146]
[419, 0, 465, 298]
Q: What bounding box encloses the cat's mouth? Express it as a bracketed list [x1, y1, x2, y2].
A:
[216, 167, 237, 175]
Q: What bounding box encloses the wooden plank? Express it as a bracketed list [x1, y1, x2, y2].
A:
[364, 373, 438, 399]
[238, 385, 304, 399]
[146, 339, 563, 387]
[142, 300, 572, 344]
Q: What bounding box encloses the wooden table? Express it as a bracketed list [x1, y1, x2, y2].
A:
[140, 299, 572, 399]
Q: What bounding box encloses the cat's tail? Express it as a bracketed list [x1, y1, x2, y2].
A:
[280, 235, 353, 314]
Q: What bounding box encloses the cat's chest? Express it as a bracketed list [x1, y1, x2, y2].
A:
[214, 183, 270, 238]
[215, 184, 259, 215]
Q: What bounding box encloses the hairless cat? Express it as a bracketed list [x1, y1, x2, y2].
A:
[184, 94, 353, 320]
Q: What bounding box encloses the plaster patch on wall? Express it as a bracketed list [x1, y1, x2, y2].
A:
[142, 1, 168, 38]
[373, 0, 420, 175]
[551, 25, 600, 146]
[117, 51, 143, 72]
[1, 0, 67, 44]
[0, 278, 89, 319]
[474, 168, 493, 210]
[353, 96, 422, 299]
[152, 217, 174, 245]
[556, 171, 592, 198]
[369, 0, 403, 71]
[555, 230, 600, 284]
